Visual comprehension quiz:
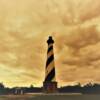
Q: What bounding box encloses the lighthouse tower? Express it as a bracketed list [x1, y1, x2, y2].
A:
[43, 36, 58, 93]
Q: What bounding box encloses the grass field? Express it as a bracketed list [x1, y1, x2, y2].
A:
[0, 94, 99, 100]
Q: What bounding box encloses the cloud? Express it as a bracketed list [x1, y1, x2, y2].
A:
[54, 25, 100, 85]
[55, 26, 100, 66]
[0, 0, 100, 87]
[65, 26, 100, 49]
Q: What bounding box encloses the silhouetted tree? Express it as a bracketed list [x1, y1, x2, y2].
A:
[0, 83, 5, 89]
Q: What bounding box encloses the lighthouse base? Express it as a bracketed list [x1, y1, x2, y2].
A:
[43, 81, 58, 93]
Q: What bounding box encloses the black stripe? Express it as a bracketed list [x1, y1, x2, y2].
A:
[47, 46, 53, 53]
[46, 55, 54, 68]
[45, 68, 55, 81]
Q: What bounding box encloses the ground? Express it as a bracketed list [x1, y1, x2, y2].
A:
[0, 94, 99, 100]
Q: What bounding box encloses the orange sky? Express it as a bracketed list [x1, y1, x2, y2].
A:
[0, 0, 100, 87]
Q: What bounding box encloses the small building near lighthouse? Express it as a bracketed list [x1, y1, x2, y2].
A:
[43, 36, 58, 93]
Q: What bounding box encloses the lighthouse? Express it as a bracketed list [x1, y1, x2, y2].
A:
[43, 36, 58, 93]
